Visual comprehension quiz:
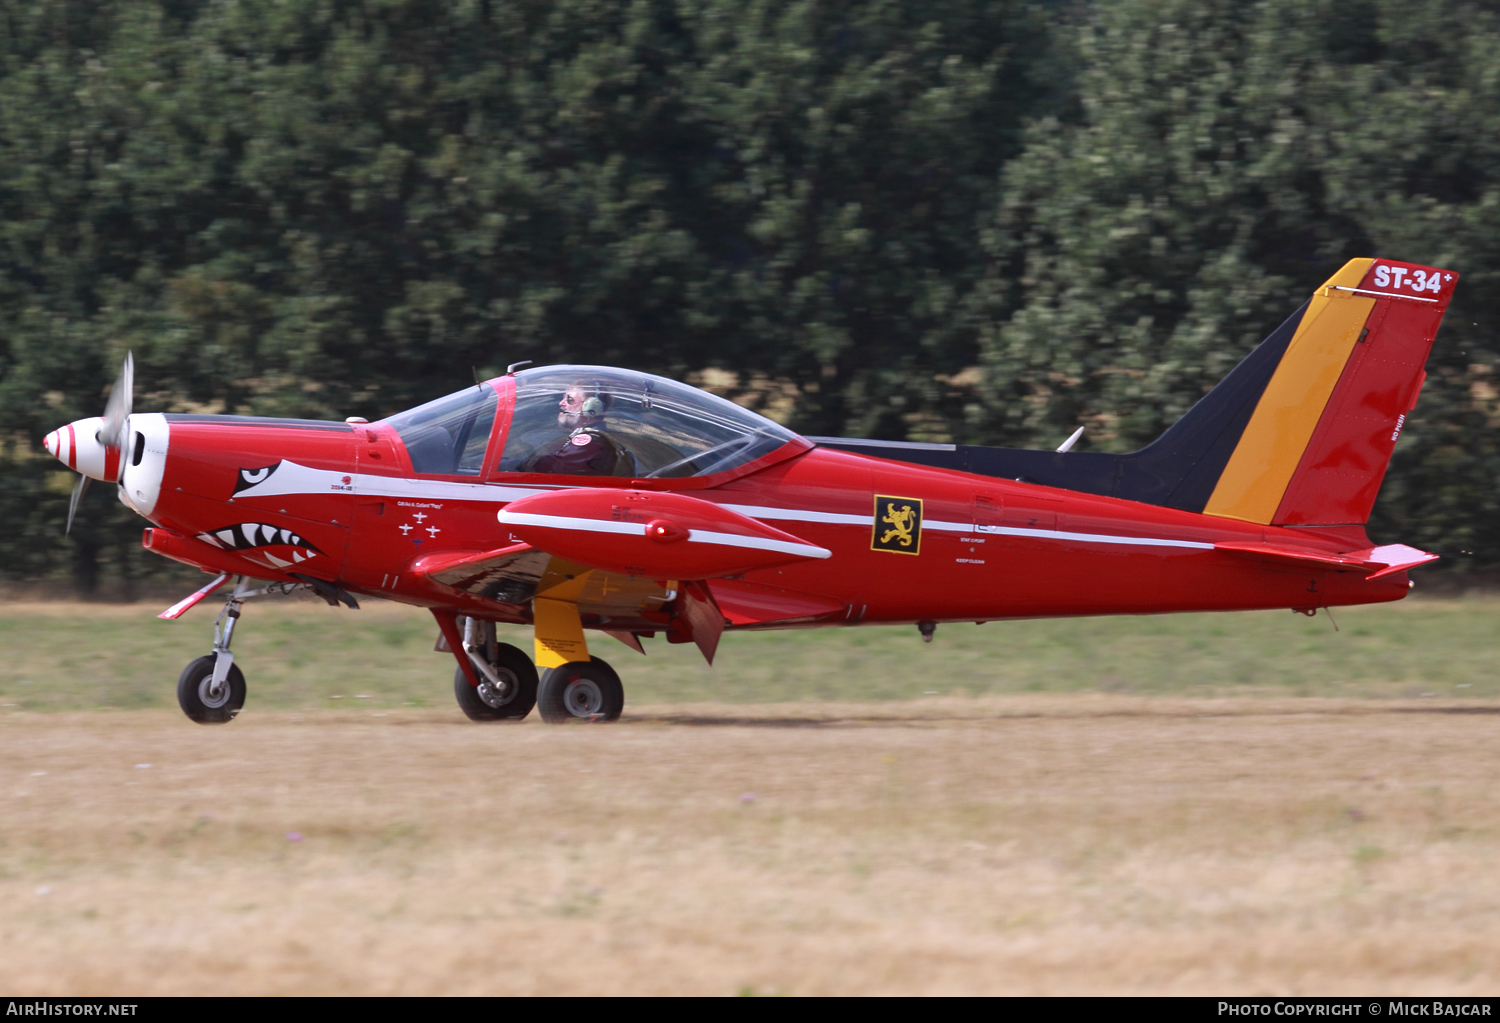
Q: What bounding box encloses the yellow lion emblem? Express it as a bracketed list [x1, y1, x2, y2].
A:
[872, 496, 923, 554]
[880, 504, 918, 547]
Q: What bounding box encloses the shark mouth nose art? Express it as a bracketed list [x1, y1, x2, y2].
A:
[196, 522, 322, 570]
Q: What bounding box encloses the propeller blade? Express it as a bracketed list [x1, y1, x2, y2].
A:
[100, 351, 134, 454]
[65, 474, 90, 536]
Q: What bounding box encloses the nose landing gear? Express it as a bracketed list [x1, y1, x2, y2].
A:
[176, 575, 252, 724]
[172, 574, 353, 725]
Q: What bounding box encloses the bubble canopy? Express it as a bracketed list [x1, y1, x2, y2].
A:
[498, 365, 804, 480]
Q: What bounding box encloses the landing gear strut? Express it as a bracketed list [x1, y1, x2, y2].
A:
[177, 575, 253, 724]
[453, 617, 538, 721]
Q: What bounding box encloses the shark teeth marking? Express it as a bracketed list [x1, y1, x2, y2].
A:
[195, 522, 322, 558]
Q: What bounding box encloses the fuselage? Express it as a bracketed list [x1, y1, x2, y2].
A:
[112, 374, 1409, 634]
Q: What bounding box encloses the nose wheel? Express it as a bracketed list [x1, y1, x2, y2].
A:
[177, 655, 246, 723]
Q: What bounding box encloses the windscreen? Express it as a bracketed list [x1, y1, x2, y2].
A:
[383, 385, 497, 475]
[498, 366, 798, 479]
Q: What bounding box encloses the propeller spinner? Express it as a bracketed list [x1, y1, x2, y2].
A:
[42, 353, 133, 534]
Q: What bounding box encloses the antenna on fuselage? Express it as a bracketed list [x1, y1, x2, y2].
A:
[1056, 426, 1085, 453]
[472, 366, 483, 390]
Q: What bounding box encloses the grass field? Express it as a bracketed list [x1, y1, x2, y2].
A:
[1, 597, 1498, 994]
[1, 593, 1498, 712]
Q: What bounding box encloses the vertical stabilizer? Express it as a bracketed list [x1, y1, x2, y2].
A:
[1202, 258, 1457, 526]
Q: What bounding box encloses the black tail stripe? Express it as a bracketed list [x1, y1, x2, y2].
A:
[816, 301, 1309, 512]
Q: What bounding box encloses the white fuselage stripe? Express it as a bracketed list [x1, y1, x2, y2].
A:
[925, 518, 1215, 550]
[244, 462, 1214, 554]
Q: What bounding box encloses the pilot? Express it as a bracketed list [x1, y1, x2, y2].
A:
[523, 384, 637, 477]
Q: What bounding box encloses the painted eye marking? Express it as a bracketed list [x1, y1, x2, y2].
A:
[233, 463, 280, 494]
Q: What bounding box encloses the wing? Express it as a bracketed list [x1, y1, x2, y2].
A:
[412, 543, 552, 606]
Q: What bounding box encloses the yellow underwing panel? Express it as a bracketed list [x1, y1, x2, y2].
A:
[534, 557, 594, 602]
[533, 596, 590, 668]
[1204, 259, 1376, 524]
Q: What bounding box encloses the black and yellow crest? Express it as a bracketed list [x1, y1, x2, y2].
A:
[871, 495, 923, 555]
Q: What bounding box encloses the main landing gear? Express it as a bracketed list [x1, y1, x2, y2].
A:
[439, 614, 626, 724]
[452, 617, 538, 721]
[537, 657, 623, 723]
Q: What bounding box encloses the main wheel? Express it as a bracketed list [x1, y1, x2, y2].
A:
[537, 657, 623, 723]
[177, 655, 246, 725]
[453, 642, 538, 721]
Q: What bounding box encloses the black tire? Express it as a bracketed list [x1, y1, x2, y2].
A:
[537, 657, 623, 723]
[177, 654, 246, 725]
[454, 642, 538, 721]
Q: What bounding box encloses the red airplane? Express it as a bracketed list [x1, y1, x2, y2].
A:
[45, 257, 1455, 726]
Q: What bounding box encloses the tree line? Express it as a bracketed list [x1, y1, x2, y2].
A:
[2, 0, 1497, 594]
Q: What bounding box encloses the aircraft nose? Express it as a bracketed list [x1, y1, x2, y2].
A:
[44, 417, 117, 480]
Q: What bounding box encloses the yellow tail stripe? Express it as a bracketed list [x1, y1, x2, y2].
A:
[1204, 259, 1376, 524]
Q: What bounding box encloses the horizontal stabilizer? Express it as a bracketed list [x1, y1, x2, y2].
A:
[1214, 540, 1437, 578]
[497, 488, 831, 580]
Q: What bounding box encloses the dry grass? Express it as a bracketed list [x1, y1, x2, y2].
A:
[4, 698, 1500, 994]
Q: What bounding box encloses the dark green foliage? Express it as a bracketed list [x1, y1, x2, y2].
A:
[972, 0, 1500, 564]
[0, 0, 1057, 591]
[1, 0, 1498, 593]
